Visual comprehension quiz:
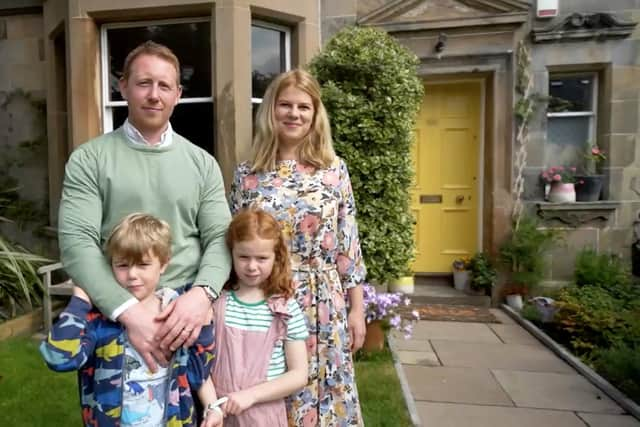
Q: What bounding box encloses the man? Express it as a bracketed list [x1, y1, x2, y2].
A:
[58, 41, 231, 371]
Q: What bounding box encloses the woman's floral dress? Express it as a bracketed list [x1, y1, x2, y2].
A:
[230, 157, 366, 427]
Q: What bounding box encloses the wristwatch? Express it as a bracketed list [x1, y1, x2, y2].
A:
[198, 285, 218, 304]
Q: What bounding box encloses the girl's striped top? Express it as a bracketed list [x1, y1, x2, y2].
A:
[224, 291, 309, 380]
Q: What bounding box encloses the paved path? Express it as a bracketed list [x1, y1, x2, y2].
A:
[390, 309, 640, 427]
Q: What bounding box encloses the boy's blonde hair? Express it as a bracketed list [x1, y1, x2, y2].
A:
[251, 69, 335, 172]
[106, 213, 171, 264]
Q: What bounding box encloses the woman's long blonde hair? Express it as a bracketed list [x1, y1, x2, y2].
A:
[251, 69, 335, 172]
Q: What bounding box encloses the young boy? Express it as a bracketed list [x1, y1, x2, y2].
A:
[40, 213, 224, 427]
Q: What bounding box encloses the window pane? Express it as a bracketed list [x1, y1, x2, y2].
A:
[252, 25, 286, 99]
[545, 116, 592, 166]
[112, 103, 215, 155]
[107, 21, 211, 101]
[548, 75, 593, 112]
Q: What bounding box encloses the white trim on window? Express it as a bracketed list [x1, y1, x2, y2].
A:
[251, 19, 291, 106]
[546, 72, 598, 143]
[100, 17, 212, 132]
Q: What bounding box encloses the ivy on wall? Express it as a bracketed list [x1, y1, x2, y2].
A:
[310, 26, 424, 285]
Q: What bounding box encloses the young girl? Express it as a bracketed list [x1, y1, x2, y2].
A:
[211, 209, 308, 426]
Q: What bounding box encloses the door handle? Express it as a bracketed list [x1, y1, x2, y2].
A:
[456, 195, 464, 204]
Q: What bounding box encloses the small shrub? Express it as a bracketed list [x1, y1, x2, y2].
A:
[551, 285, 639, 355]
[592, 344, 640, 403]
[469, 252, 496, 291]
[574, 249, 639, 307]
[0, 235, 49, 320]
[499, 216, 559, 290]
[521, 303, 542, 323]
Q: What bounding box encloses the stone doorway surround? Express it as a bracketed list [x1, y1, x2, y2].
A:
[353, 0, 531, 304]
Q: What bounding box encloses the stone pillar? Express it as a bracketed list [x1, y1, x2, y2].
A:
[66, 13, 100, 149]
[214, 0, 252, 189]
[321, 0, 356, 43]
[296, 16, 321, 66]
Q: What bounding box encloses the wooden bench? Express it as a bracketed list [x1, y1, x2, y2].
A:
[37, 262, 73, 333]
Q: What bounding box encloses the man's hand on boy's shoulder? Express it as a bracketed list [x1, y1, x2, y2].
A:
[72, 286, 92, 306]
[155, 287, 212, 352]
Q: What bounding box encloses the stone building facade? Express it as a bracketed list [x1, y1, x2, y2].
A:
[323, 0, 640, 296]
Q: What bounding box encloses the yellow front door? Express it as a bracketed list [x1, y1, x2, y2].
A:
[411, 82, 481, 273]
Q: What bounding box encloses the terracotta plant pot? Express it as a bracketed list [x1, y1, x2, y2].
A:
[362, 320, 385, 352]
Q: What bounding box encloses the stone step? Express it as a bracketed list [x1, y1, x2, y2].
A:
[410, 275, 491, 308]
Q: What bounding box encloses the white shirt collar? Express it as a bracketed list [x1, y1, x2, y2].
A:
[122, 119, 173, 148]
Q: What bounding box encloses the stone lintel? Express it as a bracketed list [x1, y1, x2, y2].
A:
[532, 12, 638, 43]
[536, 201, 620, 227]
[364, 13, 528, 33]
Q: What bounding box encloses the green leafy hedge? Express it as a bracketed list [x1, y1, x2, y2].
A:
[310, 26, 423, 284]
[543, 249, 640, 404]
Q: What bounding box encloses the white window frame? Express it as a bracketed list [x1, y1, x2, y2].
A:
[250, 20, 291, 106]
[100, 17, 213, 133]
[546, 72, 598, 144]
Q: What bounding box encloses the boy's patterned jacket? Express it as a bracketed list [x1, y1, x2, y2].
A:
[39, 294, 215, 427]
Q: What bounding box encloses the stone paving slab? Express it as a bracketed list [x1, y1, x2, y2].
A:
[431, 340, 574, 373]
[415, 402, 587, 427]
[489, 308, 516, 325]
[409, 321, 501, 343]
[396, 350, 440, 366]
[389, 334, 433, 351]
[493, 369, 625, 414]
[577, 413, 640, 427]
[488, 323, 542, 345]
[404, 365, 512, 406]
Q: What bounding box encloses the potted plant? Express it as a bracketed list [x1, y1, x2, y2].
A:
[389, 265, 415, 295]
[361, 283, 420, 352]
[540, 165, 577, 203]
[575, 143, 606, 201]
[501, 283, 529, 310]
[451, 256, 471, 291]
[499, 217, 558, 309]
[467, 252, 497, 296]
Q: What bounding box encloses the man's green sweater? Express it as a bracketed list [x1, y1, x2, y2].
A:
[58, 128, 231, 315]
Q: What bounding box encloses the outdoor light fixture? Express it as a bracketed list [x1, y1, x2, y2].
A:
[434, 32, 447, 53]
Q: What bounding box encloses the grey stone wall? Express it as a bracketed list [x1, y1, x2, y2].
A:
[524, 1, 640, 282]
[0, 13, 51, 254]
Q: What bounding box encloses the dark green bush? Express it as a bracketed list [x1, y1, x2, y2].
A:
[592, 344, 640, 403]
[574, 249, 639, 307]
[310, 26, 423, 284]
[551, 285, 640, 355]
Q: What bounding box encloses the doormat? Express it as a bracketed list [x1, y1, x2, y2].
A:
[401, 304, 500, 323]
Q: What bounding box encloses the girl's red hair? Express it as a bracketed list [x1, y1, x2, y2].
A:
[225, 209, 293, 299]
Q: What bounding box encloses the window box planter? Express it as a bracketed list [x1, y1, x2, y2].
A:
[536, 201, 619, 227]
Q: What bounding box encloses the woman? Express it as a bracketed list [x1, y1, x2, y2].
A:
[229, 69, 366, 426]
